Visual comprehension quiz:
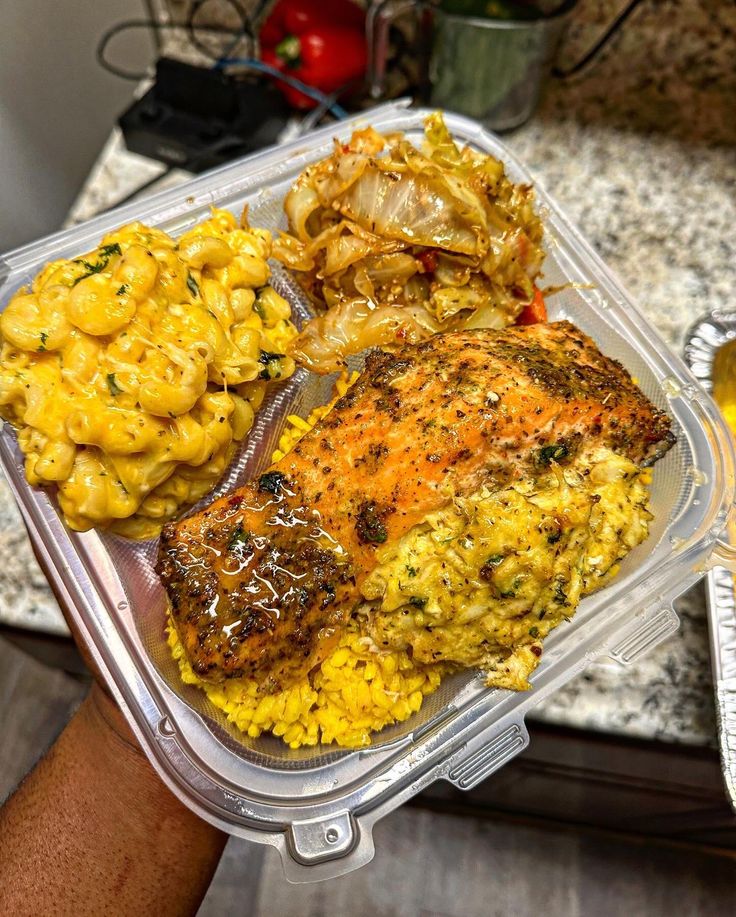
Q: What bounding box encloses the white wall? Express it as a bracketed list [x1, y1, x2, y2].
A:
[0, 0, 151, 251]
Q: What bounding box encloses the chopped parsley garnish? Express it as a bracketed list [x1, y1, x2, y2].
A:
[355, 501, 388, 545]
[496, 576, 522, 600]
[529, 626, 540, 638]
[38, 331, 48, 352]
[258, 471, 286, 494]
[72, 243, 122, 285]
[227, 522, 251, 552]
[78, 259, 104, 274]
[258, 350, 284, 381]
[409, 596, 428, 609]
[116, 283, 130, 296]
[537, 443, 570, 466]
[186, 272, 200, 297]
[405, 564, 418, 578]
[107, 373, 122, 396]
[479, 554, 504, 581]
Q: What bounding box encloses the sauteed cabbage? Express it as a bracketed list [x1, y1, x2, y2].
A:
[274, 113, 544, 372]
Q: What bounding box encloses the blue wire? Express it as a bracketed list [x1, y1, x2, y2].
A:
[217, 57, 348, 119]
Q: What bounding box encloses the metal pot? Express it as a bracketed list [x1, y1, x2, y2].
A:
[367, 0, 577, 130]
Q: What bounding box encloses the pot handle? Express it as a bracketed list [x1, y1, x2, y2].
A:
[367, 0, 426, 100]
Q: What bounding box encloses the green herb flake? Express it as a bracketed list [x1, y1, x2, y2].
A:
[107, 373, 122, 396]
[72, 243, 122, 286]
[355, 501, 388, 545]
[186, 272, 200, 297]
[529, 626, 540, 638]
[38, 331, 48, 352]
[227, 521, 252, 552]
[116, 283, 130, 296]
[253, 299, 266, 320]
[478, 554, 504, 581]
[405, 564, 418, 578]
[537, 443, 570, 466]
[409, 596, 428, 609]
[258, 471, 286, 495]
[258, 350, 284, 381]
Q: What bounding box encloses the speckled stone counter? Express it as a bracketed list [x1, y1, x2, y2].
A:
[2, 47, 734, 744]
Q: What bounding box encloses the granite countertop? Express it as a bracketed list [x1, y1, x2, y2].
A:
[1, 48, 734, 745]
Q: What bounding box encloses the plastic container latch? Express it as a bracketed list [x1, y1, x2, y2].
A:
[288, 811, 356, 865]
[608, 605, 680, 666]
[447, 721, 529, 790]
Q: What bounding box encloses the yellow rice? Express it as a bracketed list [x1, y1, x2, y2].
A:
[167, 372, 445, 748]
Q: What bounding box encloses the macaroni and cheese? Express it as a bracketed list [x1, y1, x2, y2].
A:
[0, 208, 297, 538]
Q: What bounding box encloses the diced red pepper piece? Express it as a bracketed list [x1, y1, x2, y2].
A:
[417, 249, 439, 273]
[516, 287, 547, 325]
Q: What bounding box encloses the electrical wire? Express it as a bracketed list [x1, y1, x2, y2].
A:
[96, 18, 348, 119]
[250, 0, 277, 30]
[96, 19, 251, 80]
[553, 0, 647, 79]
[186, 0, 252, 61]
[216, 58, 348, 118]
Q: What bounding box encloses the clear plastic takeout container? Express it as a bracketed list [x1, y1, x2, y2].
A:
[2, 102, 736, 881]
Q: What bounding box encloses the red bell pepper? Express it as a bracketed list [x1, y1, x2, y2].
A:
[516, 287, 547, 325]
[260, 0, 365, 45]
[260, 0, 367, 110]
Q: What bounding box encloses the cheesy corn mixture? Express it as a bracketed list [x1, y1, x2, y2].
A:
[0, 208, 297, 538]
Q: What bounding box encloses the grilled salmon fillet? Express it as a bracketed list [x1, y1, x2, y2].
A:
[156, 321, 674, 691]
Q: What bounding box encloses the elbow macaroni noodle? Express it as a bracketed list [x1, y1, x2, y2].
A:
[0, 208, 297, 538]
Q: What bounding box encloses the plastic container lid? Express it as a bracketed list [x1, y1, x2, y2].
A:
[1, 102, 735, 881]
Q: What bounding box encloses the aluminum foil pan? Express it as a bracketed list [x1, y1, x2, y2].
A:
[685, 309, 736, 810]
